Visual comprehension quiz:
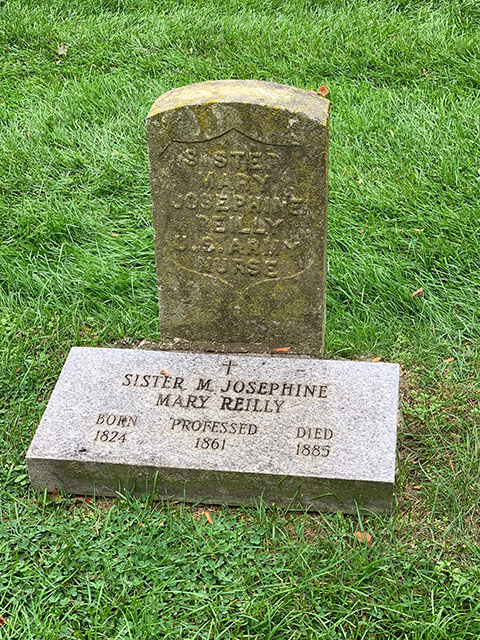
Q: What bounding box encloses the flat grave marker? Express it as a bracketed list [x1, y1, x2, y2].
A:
[27, 347, 399, 513]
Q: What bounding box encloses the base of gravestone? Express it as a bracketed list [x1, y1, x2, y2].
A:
[114, 338, 319, 362]
[137, 338, 319, 359]
[32, 457, 394, 514]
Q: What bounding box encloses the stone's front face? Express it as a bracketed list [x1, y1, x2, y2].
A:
[160, 129, 314, 290]
[147, 80, 329, 356]
[27, 347, 399, 514]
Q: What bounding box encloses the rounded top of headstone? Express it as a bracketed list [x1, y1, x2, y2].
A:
[147, 79, 329, 124]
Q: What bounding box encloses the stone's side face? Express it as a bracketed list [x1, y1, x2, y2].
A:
[146, 80, 329, 356]
[27, 347, 399, 513]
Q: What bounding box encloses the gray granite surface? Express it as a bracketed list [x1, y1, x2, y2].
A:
[27, 347, 399, 513]
[146, 80, 329, 357]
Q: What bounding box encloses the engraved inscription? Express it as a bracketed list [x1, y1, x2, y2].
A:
[93, 413, 138, 444]
[170, 418, 258, 435]
[96, 413, 138, 427]
[295, 427, 332, 458]
[295, 444, 330, 457]
[222, 359, 237, 376]
[119, 362, 334, 456]
[195, 437, 226, 451]
[157, 129, 315, 288]
[94, 430, 127, 444]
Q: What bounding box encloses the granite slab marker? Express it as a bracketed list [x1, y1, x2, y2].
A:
[27, 348, 399, 513]
[146, 80, 329, 357]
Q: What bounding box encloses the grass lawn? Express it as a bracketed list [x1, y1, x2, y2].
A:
[1, 0, 480, 637]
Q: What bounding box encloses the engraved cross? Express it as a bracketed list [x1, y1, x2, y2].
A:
[222, 360, 237, 376]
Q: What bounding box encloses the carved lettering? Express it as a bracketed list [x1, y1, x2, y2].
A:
[181, 148, 197, 166]
[159, 129, 314, 289]
[96, 414, 138, 427]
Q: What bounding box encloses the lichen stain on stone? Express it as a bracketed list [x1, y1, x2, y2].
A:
[147, 80, 329, 127]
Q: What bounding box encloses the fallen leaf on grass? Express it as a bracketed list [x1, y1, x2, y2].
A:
[199, 510, 213, 524]
[80, 325, 98, 337]
[0, 616, 6, 626]
[390, 129, 394, 137]
[275, 346, 291, 352]
[371, 356, 382, 362]
[311, 86, 329, 97]
[411, 287, 424, 298]
[111, 232, 119, 237]
[443, 357, 454, 363]
[354, 531, 372, 546]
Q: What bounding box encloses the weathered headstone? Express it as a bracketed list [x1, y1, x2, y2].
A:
[146, 80, 329, 356]
[27, 348, 399, 513]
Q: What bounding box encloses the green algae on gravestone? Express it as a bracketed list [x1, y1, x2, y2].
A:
[146, 80, 329, 356]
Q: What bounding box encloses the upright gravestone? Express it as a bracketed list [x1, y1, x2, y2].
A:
[146, 80, 329, 356]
